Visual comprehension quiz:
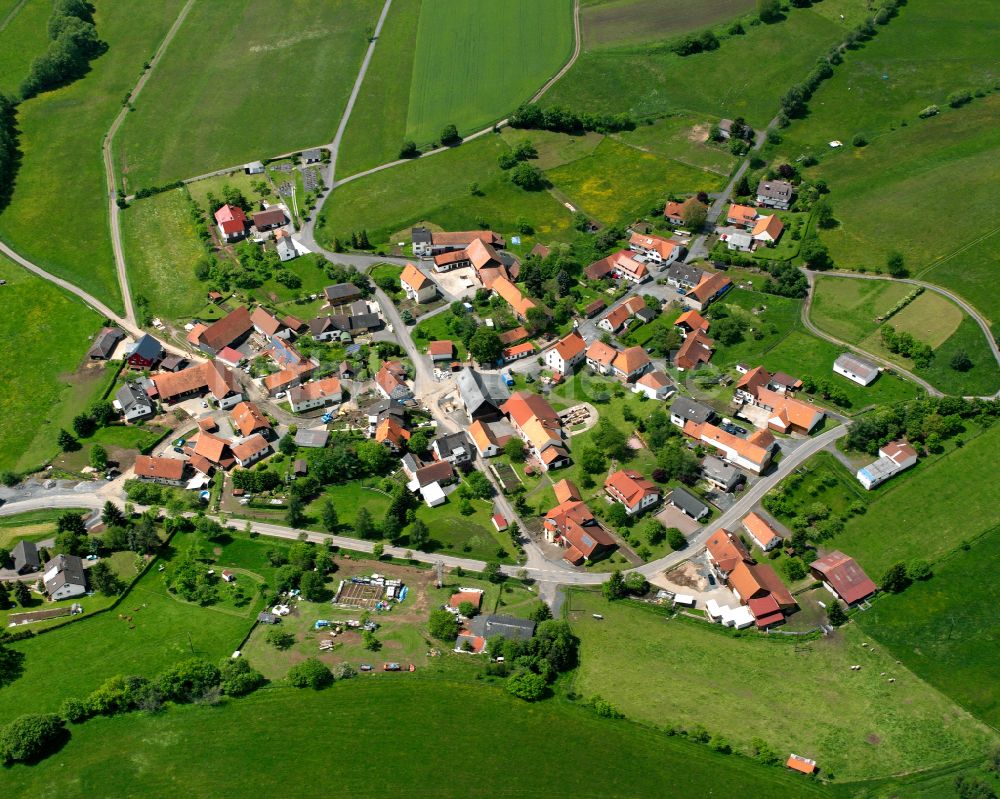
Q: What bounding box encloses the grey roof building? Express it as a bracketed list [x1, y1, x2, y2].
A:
[469, 614, 536, 641]
[11, 540, 40, 574]
[276, 236, 298, 262]
[323, 283, 362, 304]
[756, 179, 795, 210]
[43, 554, 87, 600]
[666, 487, 709, 520]
[115, 381, 155, 423]
[663, 263, 706, 290]
[701, 455, 742, 492]
[670, 396, 714, 426]
[302, 148, 322, 163]
[87, 327, 124, 360]
[457, 368, 510, 422]
[833, 353, 880, 386]
[431, 431, 472, 464]
[294, 428, 329, 448]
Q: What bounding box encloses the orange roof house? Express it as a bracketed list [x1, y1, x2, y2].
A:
[599, 304, 632, 333]
[544, 499, 614, 564]
[683, 420, 774, 474]
[429, 340, 454, 360]
[552, 478, 581, 504]
[628, 232, 681, 263]
[706, 528, 753, 575]
[491, 276, 537, 320]
[133, 455, 185, 483]
[604, 469, 660, 515]
[586, 340, 618, 372]
[375, 417, 410, 451]
[468, 419, 500, 456]
[674, 330, 714, 370]
[499, 326, 529, 346]
[742, 512, 782, 551]
[230, 401, 271, 438]
[612, 346, 651, 381]
[726, 204, 758, 227]
[674, 309, 710, 335]
[663, 200, 685, 225]
[503, 341, 536, 362]
[545, 331, 587, 373]
[687, 273, 732, 310]
[193, 432, 229, 465]
[786, 755, 817, 775]
[751, 214, 784, 243]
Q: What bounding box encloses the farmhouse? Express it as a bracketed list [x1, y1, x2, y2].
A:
[490, 276, 536, 321]
[468, 419, 512, 457]
[727, 560, 797, 624]
[400, 263, 437, 304]
[663, 200, 685, 226]
[11, 540, 40, 574]
[726, 204, 758, 228]
[324, 283, 363, 306]
[605, 469, 660, 516]
[457, 367, 510, 422]
[674, 330, 714, 370]
[263, 362, 316, 397]
[706, 528, 752, 577]
[628, 232, 683, 265]
[153, 361, 243, 408]
[126, 334, 165, 369]
[544, 497, 615, 565]
[375, 361, 412, 401]
[834, 353, 880, 386]
[586, 250, 649, 284]
[856, 440, 918, 490]
[250, 307, 283, 340]
[810, 551, 877, 605]
[599, 304, 632, 334]
[742, 511, 782, 551]
[545, 331, 586, 374]
[231, 433, 271, 468]
[288, 377, 342, 413]
[411, 227, 504, 258]
[230, 401, 272, 438]
[192, 306, 254, 355]
[134, 455, 186, 487]
[756, 179, 795, 210]
[685, 273, 732, 312]
[670, 396, 714, 428]
[115, 381, 155, 422]
[632, 370, 675, 401]
[683, 421, 774, 474]
[252, 207, 286, 232]
[402, 457, 455, 507]
[499, 326, 529, 346]
[666, 486, 708, 520]
[215, 204, 247, 242]
[43, 554, 87, 600]
[275, 233, 298, 262]
[735, 369, 823, 434]
[193, 432, 233, 468]
[501, 391, 569, 472]
[87, 327, 124, 360]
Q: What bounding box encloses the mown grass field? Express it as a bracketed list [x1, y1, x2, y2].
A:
[823, 423, 1000, 575]
[566, 590, 997, 782]
[810, 277, 912, 344]
[114, 0, 380, 190]
[0, 0, 49, 95]
[613, 113, 739, 175]
[316, 135, 574, 249]
[0, 257, 101, 474]
[921, 234, 1000, 334]
[546, 137, 724, 224]
[0, 508, 89, 549]
[336, 0, 422, 177]
[0, 0, 186, 313]
[500, 127, 605, 171]
[404, 0, 574, 145]
[580, 0, 756, 49]
[703, 286, 804, 370]
[857, 524, 1000, 727]
[120, 189, 206, 320]
[3, 681, 829, 799]
[544, 0, 860, 127]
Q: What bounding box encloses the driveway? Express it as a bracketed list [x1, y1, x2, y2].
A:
[655, 505, 701, 536]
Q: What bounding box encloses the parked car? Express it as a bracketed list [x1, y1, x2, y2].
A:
[275, 391, 286, 399]
[383, 662, 401, 672]
[359, 663, 373, 672]
[173, 446, 184, 454]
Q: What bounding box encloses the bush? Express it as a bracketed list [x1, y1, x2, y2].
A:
[947, 89, 972, 108]
[667, 528, 687, 551]
[287, 658, 333, 689]
[156, 659, 221, 703]
[333, 662, 357, 680]
[852, 134, 868, 147]
[506, 669, 546, 701]
[0, 713, 66, 763]
[59, 697, 89, 724]
[428, 608, 458, 642]
[219, 658, 265, 697]
[265, 628, 295, 650]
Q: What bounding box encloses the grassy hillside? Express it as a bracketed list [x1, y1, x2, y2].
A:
[4, 681, 830, 798]
[580, 0, 756, 49]
[0, 0, 49, 95]
[0, 257, 101, 474]
[0, 0, 186, 313]
[113, 0, 379, 190]
[565, 590, 996, 781]
[404, 0, 574, 145]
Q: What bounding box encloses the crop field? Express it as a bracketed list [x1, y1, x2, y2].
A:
[774, 0, 1000, 158]
[823, 423, 1000, 575]
[0, 0, 186, 313]
[0, 257, 101, 474]
[3, 681, 828, 799]
[580, 0, 756, 49]
[0, 0, 49, 95]
[566, 591, 996, 782]
[760, 331, 920, 411]
[544, 0, 860, 128]
[114, 0, 380, 190]
[613, 113, 738, 175]
[810, 277, 912, 344]
[336, 0, 422, 177]
[316, 135, 574, 249]
[546, 138, 724, 225]
[121, 189, 207, 320]
[857, 524, 1000, 727]
[807, 98, 999, 317]
[404, 0, 574, 146]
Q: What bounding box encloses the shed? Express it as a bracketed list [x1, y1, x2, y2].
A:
[294, 458, 308, 476]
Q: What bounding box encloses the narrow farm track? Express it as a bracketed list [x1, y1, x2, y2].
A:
[104, 0, 196, 325]
[0, 0, 27, 32]
[805, 270, 1000, 398]
[528, 0, 581, 104]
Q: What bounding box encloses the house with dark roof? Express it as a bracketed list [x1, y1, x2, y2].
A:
[756, 179, 795, 210]
[431, 432, 472, 466]
[324, 283, 363, 306]
[663, 262, 706, 291]
[252, 207, 287, 232]
[670, 396, 714, 428]
[11, 540, 40, 574]
[810, 551, 877, 605]
[43, 554, 87, 600]
[666, 487, 709, 520]
[469, 614, 535, 641]
[134, 455, 186, 486]
[193, 306, 254, 355]
[701, 455, 742, 492]
[126, 334, 165, 369]
[457, 367, 510, 422]
[87, 327, 124, 360]
[115, 381, 155, 423]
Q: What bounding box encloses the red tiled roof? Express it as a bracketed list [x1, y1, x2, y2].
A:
[134, 455, 184, 481]
[810, 551, 877, 604]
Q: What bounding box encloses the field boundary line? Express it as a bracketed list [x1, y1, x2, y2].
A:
[0, 0, 27, 32]
[528, 0, 581, 104]
[914, 225, 1000, 279]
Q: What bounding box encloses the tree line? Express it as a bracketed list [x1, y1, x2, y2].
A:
[19, 0, 107, 100]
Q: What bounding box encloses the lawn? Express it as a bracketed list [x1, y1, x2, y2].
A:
[113, 0, 380, 189]
[186, 170, 277, 213]
[922, 233, 1000, 334]
[867, 289, 967, 349]
[0, 0, 49, 95]
[857, 523, 1000, 727]
[546, 137, 724, 225]
[706, 286, 805, 371]
[404, 0, 575, 145]
[302, 480, 393, 531]
[810, 276, 912, 344]
[120, 188, 207, 320]
[3, 681, 828, 799]
[822, 423, 1000, 575]
[0, 257, 102, 474]
[414, 487, 515, 563]
[613, 112, 739, 175]
[0, 0, 186, 313]
[0, 509, 90, 549]
[565, 590, 998, 782]
[335, 0, 422, 177]
[0, 532, 261, 724]
[760, 330, 921, 412]
[580, 0, 756, 49]
[500, 127, 605, 171]
[315, 134, 575, 250]
[543, 0, 859, 127]
[411, 312, 468, 360]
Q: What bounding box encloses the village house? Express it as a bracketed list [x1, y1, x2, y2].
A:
[411, 227, 504, 258]
[402, 455, 455, 507]
[252, 207, 287, 233]
[674, 309, 710, 337]
[544, 331, 587, 375]
[683, 420, 775, 474]
[586, 250, 649, 284]
[250, 306, 286, 341]
[152, 360, 243, 409]
[324, 283, 363, 307]
[114, 381, 155, 423]
[192, 306, 254, 355]
[544, 482, 615, 565]
[501, 391, 569, 472]
[428, 340, 454, 363]
[375, 417, 410, 453]
[87, 327, 124, 360]
[663, 200, 685, 226]
[742, 511, 782, 551]
[751, 214, 784, 245]
[231, 401, 272, 439]
[288, 377, 343, 413]
[431, 431, 472, 466]
[11, 540, 40, 575]
[810, 551, 877, 605]
[632, 370, 675, 401]
[192, 431, 234, 469]
[674, 330, 714, 370]
[663, 262, 706, 292]
[43, 554, 87, 601]
[700, 455, 742, 492]
[834, 353, 880, 386]
[727, 559, 797, 626]
[214, 204, 247, 242]
[583, 298, 606, 318]
[585, 340, 618, 375]
[134, 455, 186, 487]
[717, 226, 754, 252]
[684, 273, 732, 312]
[375, 361, 412, 401]
[126, 334, 165, 370]
[735, 367, 822, 434]
[756, 179, 795, 210]
[231, 433, 271, 468]
[605, 469, 660, 516]
[400, 263, 438, 304]
[706, 528, 753, 578]
[612, 346, 652, 382]
[263, 362, 316, 397]
[726, 204, 758, 228]
[669, 396, 714, 428]
[628, 232, 684, 266]
[856, 440, 918, 490]
[457, 367, 510, 422]
[490, 276, 536, 321]
[275, 233, 298, 262]
[503, 342, 535, 364]
[498, 327, 529, 347]
[666, 486, 709, 520]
